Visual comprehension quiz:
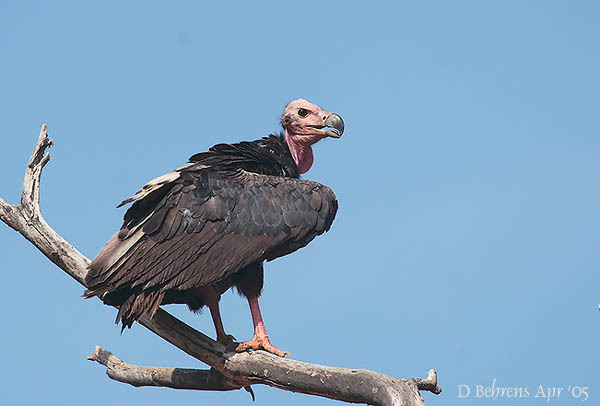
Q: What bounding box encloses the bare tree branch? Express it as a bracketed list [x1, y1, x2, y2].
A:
[87, 346, 243, 391]
[0, 125, 442, 405]
[1, 125, 89, 283]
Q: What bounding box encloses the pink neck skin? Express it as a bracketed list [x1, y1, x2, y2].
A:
[285, 131, 321, 174]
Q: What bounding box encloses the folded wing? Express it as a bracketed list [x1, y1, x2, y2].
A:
[84, 164, 337, 325]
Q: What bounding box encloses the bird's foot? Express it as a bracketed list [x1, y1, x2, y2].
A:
[217, 333, 237, 349]
[236, 334, 290, 357]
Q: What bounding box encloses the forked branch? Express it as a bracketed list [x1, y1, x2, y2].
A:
[0, 125, 442, 406]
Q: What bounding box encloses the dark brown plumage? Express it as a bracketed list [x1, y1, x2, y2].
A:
[84, 99, 343, 356]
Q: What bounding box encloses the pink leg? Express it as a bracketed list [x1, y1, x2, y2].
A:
[207, 300, 234, 345]
[197, 286, 234, 345]
[236, 295, 289, 357]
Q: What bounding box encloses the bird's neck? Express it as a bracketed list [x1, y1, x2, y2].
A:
[285, 132, 314, 175]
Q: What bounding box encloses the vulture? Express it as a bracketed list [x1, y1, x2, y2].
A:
[84, 99, 344, 356]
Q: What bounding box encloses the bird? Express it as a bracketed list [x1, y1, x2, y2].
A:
[83, 99, 344, 357]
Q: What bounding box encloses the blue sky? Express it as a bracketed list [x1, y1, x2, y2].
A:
[1, 1, 599, 405]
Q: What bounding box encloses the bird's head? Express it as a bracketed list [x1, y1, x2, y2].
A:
[282, 99, 344, 174]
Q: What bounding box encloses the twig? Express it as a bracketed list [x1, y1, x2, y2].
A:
[0, 125, 442, 405]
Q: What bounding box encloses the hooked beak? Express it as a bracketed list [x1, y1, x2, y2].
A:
[323, 113, 344, 138]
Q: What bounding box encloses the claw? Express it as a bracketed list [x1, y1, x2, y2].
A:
[244, 385, 256, 401]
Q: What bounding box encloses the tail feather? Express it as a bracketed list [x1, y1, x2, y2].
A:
[114, 289, 165, 331]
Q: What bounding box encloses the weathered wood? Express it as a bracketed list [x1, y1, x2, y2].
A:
[0, 125, 89, 284]
[87, 346, 242, 391]
[0, 125, 442, 405]
[140, 308, 442, 404]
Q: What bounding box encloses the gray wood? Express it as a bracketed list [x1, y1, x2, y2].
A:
[87, 346, 242, 391]
[0, 125, 442, 405]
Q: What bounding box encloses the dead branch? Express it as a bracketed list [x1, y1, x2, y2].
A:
[87, 346, 243, 391]
[0, 125, 442, 406]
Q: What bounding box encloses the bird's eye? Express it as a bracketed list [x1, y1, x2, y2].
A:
[298, 108, 309, 118]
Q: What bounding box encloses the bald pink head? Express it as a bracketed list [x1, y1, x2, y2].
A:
[281, 99, 344, 174]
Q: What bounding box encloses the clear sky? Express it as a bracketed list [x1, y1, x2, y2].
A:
[1, 1, 599, 405]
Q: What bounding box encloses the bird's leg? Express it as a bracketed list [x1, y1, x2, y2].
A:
[207, 300, 235, 346]
[233, 263, 288, 356]
[200, 287, 235, 346]
[236, 295, 290, 357]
